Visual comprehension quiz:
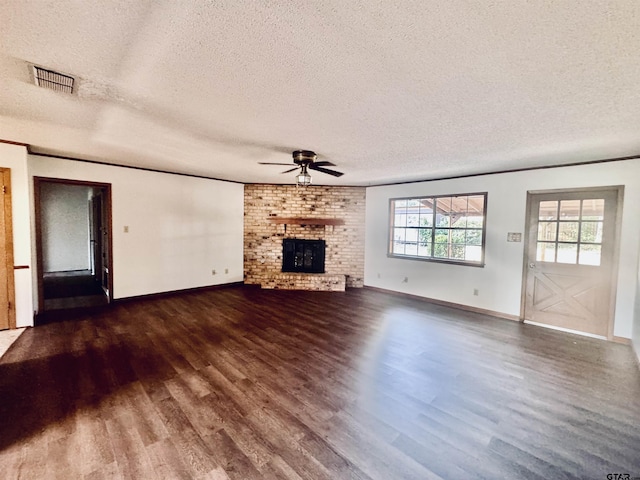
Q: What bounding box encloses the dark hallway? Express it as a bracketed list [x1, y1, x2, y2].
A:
[42, 271, 108, 311]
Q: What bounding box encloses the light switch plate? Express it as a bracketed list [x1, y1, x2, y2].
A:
[507, 232, 522, 242]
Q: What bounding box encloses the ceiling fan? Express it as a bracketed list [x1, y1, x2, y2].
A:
[259, 150, 344, 186]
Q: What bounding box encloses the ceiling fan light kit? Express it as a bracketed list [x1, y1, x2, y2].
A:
[296, 165, 313, 187]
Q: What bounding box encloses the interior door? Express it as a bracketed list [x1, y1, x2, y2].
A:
[93, 189, 110, 296]
[90, 192, 101, 278]
[0, 169, 16, 330]
[524, 188, 620, 338]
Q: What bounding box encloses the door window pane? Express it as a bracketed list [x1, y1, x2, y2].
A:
[537, 222, 557, 241]
[537, 242, 556, 262]
[559, 200, 581, 220]
[579, 244, 601, 266]
[558, 222, 579, 242]
[580, 222, 603, 243]
[581, 199, 604, 220]
[539, 201, 558, 220]
[557, 243, 578, 264]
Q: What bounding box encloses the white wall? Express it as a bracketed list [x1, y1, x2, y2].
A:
[40, 183, 91, 272]
[0, 143, 34, 328]
[29, 155, 244, 307]
[365, 159, 640, 339]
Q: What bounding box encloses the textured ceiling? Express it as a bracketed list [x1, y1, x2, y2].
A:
[1, 1, 640, 185]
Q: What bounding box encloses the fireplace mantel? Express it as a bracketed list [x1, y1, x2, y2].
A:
[267, 217, 345, 226]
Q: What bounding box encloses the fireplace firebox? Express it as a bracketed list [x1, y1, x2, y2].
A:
[282, 239, 325, 273]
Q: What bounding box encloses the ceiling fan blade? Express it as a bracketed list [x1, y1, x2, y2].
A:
[309, 165, 344, 177]
[312, 161, 336, 167]
[281, 167, 299, 174]
[258, 162, 295, 166]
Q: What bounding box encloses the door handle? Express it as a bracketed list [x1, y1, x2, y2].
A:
[529, 263, 536, 269]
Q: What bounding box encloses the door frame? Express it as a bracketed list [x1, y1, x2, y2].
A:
[34, 177, 114, 313]
[90, 188, 110, 296]
[1, 168, 16, 329]
[520, 185, 624, 340]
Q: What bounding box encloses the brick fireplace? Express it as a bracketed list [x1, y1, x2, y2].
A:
[244, 185, 365, 290]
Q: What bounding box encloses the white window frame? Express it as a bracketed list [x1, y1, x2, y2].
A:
[388, 192, 488, 267]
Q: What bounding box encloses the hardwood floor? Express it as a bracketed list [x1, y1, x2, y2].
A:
[1, 285, 639, 479]
[42, 272, 108, 311]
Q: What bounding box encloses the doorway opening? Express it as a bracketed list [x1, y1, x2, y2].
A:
[35, 177, 113, 315]
[522, 186, 623, 339]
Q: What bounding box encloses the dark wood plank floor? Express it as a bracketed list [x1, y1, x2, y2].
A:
[42, 272, 108, 311]
[1, 285, 639, 480]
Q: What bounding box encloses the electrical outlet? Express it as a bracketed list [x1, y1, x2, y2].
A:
[377, 272, 380, 279]
[123, 226, 129, 233]
[225, 268, 229, 274]
[212, 269, 216, 275]
[402, 277, 408, 283]
[473, 288, 479, 296]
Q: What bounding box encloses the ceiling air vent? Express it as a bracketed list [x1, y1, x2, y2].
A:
[32, 66, 74, 94]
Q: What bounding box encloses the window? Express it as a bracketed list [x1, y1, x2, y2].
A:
[389, 193, 487, 266]
[536, 198, 604, 266]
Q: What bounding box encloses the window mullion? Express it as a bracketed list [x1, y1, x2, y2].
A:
[431, 198, 436, 258]
[576, 199, 583, 264]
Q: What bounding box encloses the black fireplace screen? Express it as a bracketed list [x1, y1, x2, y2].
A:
[282, 239, 325, 273]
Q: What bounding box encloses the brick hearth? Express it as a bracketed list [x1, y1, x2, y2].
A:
[261, 273, 346, 291]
